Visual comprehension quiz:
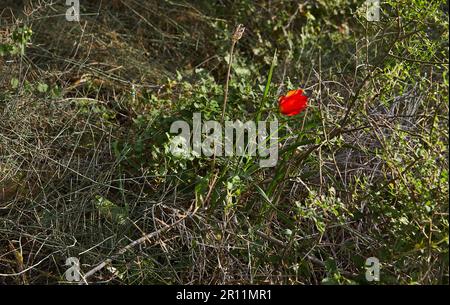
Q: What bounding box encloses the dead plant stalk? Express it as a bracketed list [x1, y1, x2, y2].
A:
[221, 24, 245, 122]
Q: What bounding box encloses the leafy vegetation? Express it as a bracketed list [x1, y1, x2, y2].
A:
[0, 0, 448, 284]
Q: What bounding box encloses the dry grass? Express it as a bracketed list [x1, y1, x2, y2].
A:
[0, 0, 448, 284]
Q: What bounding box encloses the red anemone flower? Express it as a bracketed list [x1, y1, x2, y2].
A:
[279, 89, 308, 116]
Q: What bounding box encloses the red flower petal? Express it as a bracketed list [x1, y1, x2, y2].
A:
[279, 89, 308, 116]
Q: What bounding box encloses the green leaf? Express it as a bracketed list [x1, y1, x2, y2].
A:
[37, 83, 48, 93]
[0, 44, 13, 56]
[255, 184, 272, 207]
[10, 78, 19, 89]
[256, 49, 277, 121]
[95, 195, 128, 225]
